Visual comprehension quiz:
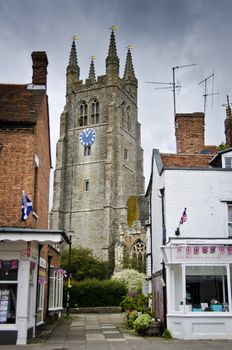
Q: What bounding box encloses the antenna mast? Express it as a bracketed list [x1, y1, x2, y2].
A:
[199, 72, 219, 117]
[172, 63, 197, 118]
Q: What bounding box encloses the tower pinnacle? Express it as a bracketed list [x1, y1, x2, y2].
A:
[66, 39, 80, 94]
[88, 56, 96, 81]
[123, 46, 137, 82]
[106, 28, 119, 77]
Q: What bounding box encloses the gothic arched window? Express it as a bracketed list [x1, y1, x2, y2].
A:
[91, 99, 100, 124]
[79, 101, 88, 126]
[121, 102, 125, 128]
[126, 106, 131, 132]
[130, 239, 146, 273]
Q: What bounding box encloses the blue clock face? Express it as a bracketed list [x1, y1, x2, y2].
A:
[80, 128, 96, 146]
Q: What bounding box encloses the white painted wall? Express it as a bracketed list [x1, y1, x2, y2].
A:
[151, 165, 232, 273]
[165, 170, 232, 239]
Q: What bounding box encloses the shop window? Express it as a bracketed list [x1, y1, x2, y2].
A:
[37, 283, 45, 324]
[0, 260, 18, 324]
[225, 156, 232, 169]
[49, 269, 63, 310]
[185, 266, 229, 312]
[228, 205, 232, 236]
[37, 267, 46, 324]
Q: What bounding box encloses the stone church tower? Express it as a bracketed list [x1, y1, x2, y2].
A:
[50, 30, 145, 264]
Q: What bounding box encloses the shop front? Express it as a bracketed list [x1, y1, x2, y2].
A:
[0, 228, 69, 345]
[161, 238, 232, 339]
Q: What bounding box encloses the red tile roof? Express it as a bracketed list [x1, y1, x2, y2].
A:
[161, 153, 213, 168]
[0, 84, 45, 125]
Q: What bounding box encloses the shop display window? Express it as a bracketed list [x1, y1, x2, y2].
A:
[185, 266, 229, 312]
[0, 260, 18, 324]
[49, 269, 63, 309]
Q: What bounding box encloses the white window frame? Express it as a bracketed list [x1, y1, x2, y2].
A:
[180, 264, 231, 313]
[168, 263, 232, 314]
[222, 152, 232, 168]
[228, 204, 232, 237]
[49, 270, 63, 310]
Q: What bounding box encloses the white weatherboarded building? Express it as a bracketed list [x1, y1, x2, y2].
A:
[146, 148, 232, 339]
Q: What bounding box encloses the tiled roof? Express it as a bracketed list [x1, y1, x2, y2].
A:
[161, 153, 213, 168]
[0, 84, 45, 125]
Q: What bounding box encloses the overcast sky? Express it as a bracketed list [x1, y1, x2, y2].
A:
[1, 0, 232, 200]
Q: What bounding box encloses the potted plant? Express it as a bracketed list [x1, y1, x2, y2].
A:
[210, 299, 222, 311]
[133, 313, 152, 335]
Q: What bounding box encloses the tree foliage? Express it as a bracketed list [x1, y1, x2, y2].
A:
[61, 247, 111, 281]
[112, 269, 146, 291]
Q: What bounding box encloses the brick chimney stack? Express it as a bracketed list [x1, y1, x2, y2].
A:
[175, 112, 205, 154]
[31, 51, 48, 87]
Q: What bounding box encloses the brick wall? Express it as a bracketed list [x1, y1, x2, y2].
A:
[0, 95, 50, 228]
[175, 113, 205, 154]
[0, 128, 35, 227]
[34, 95, 51, 228]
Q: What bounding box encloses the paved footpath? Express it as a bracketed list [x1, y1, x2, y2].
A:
[1, 313, 232, 350]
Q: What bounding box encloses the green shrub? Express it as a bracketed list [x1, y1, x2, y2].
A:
[120, 291, 149, 312]
[61, 247, 112, 281]
[63, 279, 127, 307]
[163, 328, 172, 340]
[133, 313, 152, 334]
[127, 310, 139, 328]
[120, 296, 138, 311]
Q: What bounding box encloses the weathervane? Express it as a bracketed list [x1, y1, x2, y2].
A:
[111, 25, 119, 31]
[71, 35, 80, 41]
[127, 45, 134, 50]
[90, 55, 96, 61]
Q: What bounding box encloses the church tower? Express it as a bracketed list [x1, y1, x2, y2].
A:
[50, 30, 144, 264]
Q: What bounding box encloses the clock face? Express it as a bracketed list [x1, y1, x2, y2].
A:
[80, 128, 96, 146]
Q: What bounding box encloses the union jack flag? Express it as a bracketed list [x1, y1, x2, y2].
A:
[179, 208, 187, 225]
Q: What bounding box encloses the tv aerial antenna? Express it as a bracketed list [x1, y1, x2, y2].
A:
[222, 95, 232, 118]
[199, 72, 219, 117]
[146, 63, 197, 119]
[172, 64, 197, 117]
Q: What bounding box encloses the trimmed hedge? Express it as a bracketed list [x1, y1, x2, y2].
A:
[63, 279, 128, 307]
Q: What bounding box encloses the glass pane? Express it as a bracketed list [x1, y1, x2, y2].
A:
[225, 157, 232, 168]
[0, 261, 18, 281]
[228, 206, 232, 222]
[186, 266, 228, 312]
[0, 284, 17, 324]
